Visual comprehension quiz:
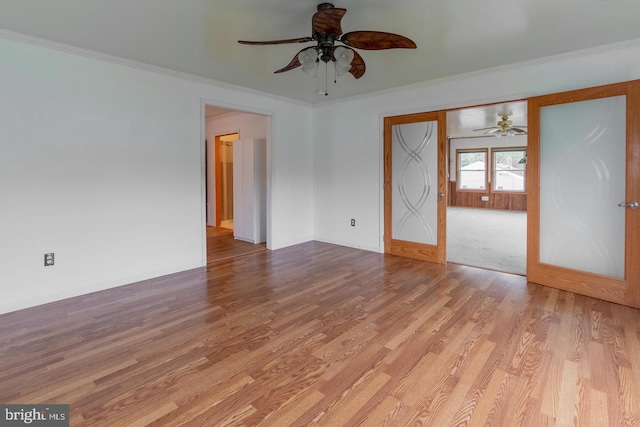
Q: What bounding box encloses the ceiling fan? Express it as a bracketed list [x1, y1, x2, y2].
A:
[238, 2, 416, 81]
[474, 114, 527, 137]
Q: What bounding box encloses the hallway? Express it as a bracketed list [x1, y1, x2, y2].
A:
[206, 226, 267, 263]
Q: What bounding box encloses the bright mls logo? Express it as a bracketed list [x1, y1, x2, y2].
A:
[0, 405, 69, 426]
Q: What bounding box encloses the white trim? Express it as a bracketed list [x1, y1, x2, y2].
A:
[0, 28, 312, 109]
[205, 111, 244, 122]
[201, 98, 275, 119]
[4, 26, 639, 109]
[314, 237, 382, 254]
[314, 37, 640, 108]
[201, 102, 208, 262]
[0, 263, 205, 315]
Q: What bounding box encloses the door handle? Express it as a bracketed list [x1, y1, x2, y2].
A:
[438, 192, 445, 201]
[618, 201, 639, 209]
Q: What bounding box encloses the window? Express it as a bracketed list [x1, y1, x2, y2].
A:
[457, 150, 487, 190]
[493, 148, 526, 192]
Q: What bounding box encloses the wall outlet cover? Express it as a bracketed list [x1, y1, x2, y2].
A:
[44, 253, 55, 266]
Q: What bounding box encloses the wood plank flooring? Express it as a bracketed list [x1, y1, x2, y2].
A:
[1, 241, 640, 426]
[207, 226, 267, 263]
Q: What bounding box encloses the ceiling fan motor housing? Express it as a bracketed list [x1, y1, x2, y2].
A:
[498, 115, 513, 133]
[316, 36, 337, 62]
[317, 3, 335, 12]
[313, 3, 339, 62]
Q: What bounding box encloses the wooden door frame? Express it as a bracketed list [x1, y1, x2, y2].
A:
[527, 80, 640, 308]
[383, 111, 447, 264]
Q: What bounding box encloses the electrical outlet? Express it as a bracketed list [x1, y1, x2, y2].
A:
[351, 219, 356, 227]
[44, 253, 55, 266]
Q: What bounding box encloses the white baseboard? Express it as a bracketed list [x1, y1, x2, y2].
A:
[0, 261, 205, 315]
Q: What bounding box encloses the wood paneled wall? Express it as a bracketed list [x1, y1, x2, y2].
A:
[448, 181, 527, 211]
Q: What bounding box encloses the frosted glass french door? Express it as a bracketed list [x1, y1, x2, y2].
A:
[528, 80, 640, 308]
[384, 111, 447, 264]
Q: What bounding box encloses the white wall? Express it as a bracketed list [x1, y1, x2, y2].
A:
[313, 40, 640, 253]
[4, 31, 640, 315]
[0, 35, 313, 314]
[204, 112, 268, 226]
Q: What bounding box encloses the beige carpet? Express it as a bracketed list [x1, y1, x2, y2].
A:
[446, 207, 526, 275]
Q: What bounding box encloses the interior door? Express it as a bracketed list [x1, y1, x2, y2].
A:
[527, 80, 640, 308]
[384, 111, 447, 263]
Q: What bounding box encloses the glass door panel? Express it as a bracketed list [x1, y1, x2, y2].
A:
[384, 111, 446, 264]
[539, 96, 626, 278]
[528, 80, 640, 308]
[391, 120, 438, 245]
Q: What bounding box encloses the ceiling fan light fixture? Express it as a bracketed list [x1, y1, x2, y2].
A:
[333, 46, 354, 76]
[473, 112, 527, 137]
[238, 3, 416, 81]
[298, 47, 319, 76]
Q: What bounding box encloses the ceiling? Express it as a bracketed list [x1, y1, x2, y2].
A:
[205, 105, 236, 120]
[0, 0, 640, 137]
[447, 101, 527, 139]
[1, 0, 640, 107]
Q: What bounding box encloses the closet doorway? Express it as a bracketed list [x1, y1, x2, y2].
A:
[215, 133, 238, 229]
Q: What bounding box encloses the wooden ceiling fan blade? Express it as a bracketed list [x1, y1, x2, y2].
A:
[348, 49, 366, 79]
[274, 49, 305, 74]
[238, 37, 313, 45]
[312, 7, 347, 35]
[340, 31, 416, 50]
[511, 127, 528, 134]
[473, 127, 498, 131]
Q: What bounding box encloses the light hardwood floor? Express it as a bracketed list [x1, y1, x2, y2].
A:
[1, 241, 639, 426]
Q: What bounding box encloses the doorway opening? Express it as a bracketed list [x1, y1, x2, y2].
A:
[445, 101, 528, 275]
[204, 104, 269, 263]
[382, 102, 527, 275]
[385, 80, 639, 306]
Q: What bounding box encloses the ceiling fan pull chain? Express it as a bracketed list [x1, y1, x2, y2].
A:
[325, 62, 329, 96]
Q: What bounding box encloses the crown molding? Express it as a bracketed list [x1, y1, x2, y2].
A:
[3, 27, 639, 111]
[0, 28, 312, 109]
[313, 37, 640, 108]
